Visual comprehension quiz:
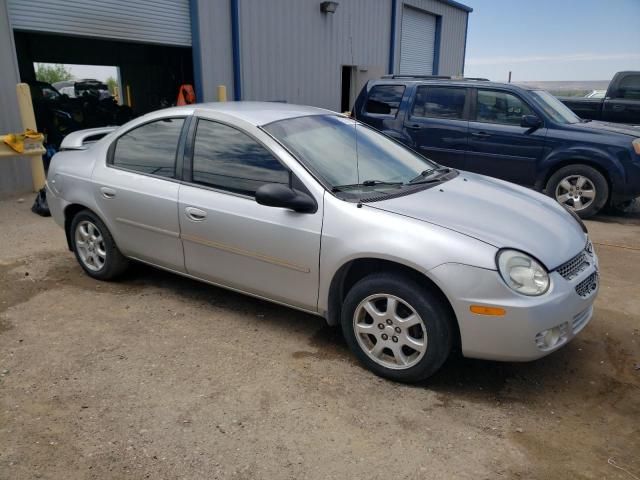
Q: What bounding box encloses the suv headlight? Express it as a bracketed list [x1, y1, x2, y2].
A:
[497, 249, 550, 296]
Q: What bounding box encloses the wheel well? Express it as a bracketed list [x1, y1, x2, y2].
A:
[327, 258, 461, 348]
[63, 203, 89, 251]
[541, 161, 612, 202]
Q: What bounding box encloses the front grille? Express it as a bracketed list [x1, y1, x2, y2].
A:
[575, 272, 598, 298]
[555, 248, 590, 280]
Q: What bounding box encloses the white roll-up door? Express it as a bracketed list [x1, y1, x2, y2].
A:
[8, 0, 191, 46]
[399, 6, 437, 75]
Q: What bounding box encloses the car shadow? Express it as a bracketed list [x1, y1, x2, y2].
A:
[118, 261, 599, 405]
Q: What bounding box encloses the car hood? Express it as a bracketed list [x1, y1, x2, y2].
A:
[568, 120, 640, 137]
[369, 172, 586, 269]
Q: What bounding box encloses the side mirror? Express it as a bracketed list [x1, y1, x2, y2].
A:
[255, 183, 317, 213]
[521, 114, 542, 129]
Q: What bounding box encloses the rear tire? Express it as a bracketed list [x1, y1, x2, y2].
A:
[70, 210, 128, 280]
[546, 165, 608, 219]
[341, 273, 453, 383]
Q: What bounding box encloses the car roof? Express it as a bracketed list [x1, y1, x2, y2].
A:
[193, 101, 334, 126]
[371, 78, 537, 91]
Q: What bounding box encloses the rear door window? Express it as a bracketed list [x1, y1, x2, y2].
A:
[617, 74, 640, 100]
[411, 86, 466, 120]
[111, 118, 184, 178]
[476, 90, 533, 125]
[364, 85, 405, 116]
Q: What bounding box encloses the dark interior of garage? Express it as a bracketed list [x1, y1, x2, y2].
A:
[14, 31, 193, 116]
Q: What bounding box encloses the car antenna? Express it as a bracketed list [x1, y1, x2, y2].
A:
[349, 28, 361, 194]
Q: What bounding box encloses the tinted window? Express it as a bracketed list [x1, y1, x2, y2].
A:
[192, 120, 289, 196]
[618, 75, 640, 100]
[411, 87, 466, 119]
[112, 118, 184, 178]
[476, 90, 533, 125]
[364, 85, 405, 116]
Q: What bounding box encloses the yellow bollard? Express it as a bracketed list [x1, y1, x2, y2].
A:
[126, 85, 132, 108]
[16, 83, 46, 191]
[217, 85, 227, 102]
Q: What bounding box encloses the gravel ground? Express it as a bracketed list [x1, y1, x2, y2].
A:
[0, 196, 639, 480]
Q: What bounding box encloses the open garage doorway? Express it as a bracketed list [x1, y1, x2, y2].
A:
[15, 31, 193, 116]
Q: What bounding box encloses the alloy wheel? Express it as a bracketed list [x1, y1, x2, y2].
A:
[555, 175, 596, 212]
[75, 220, 106, 272]
[353, 294, 427, 370]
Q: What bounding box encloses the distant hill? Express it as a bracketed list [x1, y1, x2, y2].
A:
[515, 80, 610, 97]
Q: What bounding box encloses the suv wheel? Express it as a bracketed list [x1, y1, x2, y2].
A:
[70, 210, 129, 280]
[546, 165, 608, 218]
[341, 273, 453, 383]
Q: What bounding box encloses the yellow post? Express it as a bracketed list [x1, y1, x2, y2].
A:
[16, 83, 46, 191]
[217, 85, 227, 102]
[126, 84, 132, 108]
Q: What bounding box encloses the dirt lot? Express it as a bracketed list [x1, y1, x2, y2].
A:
[1, 196, 639, 480]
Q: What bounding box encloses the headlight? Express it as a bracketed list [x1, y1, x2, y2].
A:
[633, 138, 640, 155]
[497, 249, 550, 296]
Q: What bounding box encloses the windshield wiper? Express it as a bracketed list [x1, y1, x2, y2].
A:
[409, 167, 451, 184]
[332, 180, 404, 192]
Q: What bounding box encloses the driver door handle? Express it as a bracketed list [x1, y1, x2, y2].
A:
[471, 131, 491, 138]
[100, 186, 116, 199]
[185, 206, 207, 222]
[406, 123, 422, 130]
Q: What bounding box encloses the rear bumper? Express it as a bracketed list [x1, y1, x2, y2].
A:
[45, 181, 66, 229]
[430, 259, 598, 361]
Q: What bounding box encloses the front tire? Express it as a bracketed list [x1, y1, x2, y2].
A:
[546, 165, 608, 218]
[70, 210, 128, 280]
[341, 273, 453, 383]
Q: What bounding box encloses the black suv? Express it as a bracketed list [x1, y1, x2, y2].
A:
[353, 75, 640, 218]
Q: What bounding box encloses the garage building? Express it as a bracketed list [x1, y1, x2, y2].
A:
[0, 0, 471, 196]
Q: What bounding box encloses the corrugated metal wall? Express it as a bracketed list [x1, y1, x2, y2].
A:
[196, 0, 468, 110]
[238, 0, 391, 111]
[8, 0, 192, 46]
[194, 0, 235, 102]
[398, 0, 469, 76]
[0, 0, 32, 197]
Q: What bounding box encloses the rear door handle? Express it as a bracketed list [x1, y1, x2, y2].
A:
[100, 187, 116, 199]
[612, 104, 625, 111]
[185, 206, 207, 222]
[471, 132, 491, 138]
[405, 123, 422, 130]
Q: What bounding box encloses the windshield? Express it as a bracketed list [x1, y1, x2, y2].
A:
[529, 90, 581, 124]
[263, 115, 438, 191]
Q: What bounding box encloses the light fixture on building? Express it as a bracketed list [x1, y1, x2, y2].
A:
[320, 1, 339, 14]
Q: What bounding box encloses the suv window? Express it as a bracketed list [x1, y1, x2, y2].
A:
[364, 85, 405, 116]
[192, 119, 289, 196]
[617, 74, 640, 100]
[111, 118, 184, 178]
[476, 90, 533, 125]
[411, 86, 466, 120]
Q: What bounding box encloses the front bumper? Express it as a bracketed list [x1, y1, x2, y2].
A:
[430, 256, 598, 361]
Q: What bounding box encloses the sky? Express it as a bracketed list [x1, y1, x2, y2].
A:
[462, 0, 640, 82]
[35, 63, 119, 83]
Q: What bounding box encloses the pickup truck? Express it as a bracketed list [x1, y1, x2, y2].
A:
[353, 75, 640, 218]
[558, 71, 640, 125]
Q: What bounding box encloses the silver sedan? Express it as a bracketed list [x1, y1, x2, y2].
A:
[46, 102, 599, 383]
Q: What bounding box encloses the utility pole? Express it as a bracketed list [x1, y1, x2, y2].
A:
[508, 71, 512, 83]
